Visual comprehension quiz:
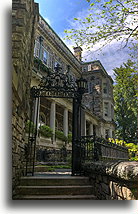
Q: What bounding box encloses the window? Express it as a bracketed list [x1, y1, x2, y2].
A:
[42, 49, 49, 65]
[112, 131, 115, 138]
[104, 102, 109, 117]
[105, 129, 109, 139]
[48, 53, 53, 68]
[103, 83, 108, 94]
[34, 40, 40, 58]
[83, 66, 87, 72]
[88, 64, 91, 71]
[54, 61, 60, 68]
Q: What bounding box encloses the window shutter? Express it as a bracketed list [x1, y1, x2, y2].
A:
[34, 40, 40, 58]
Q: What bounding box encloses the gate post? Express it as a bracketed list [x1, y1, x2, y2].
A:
[26, 90, 40, 176]
[72, 96, 82, 175]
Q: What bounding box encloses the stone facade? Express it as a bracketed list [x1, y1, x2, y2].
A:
[12, 0, 116, 195]
[82, 60, 115, 138]
[83, 161, 138, 200]
[30, 15, 115, 153]
[12, 0, 39, 195]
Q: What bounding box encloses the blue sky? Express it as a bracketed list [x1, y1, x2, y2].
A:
[35, 0, 90, 33]
[35, 0, 132, 79]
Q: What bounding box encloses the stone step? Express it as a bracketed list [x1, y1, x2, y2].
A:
[26, 166, 71, 172]
[20, 176, 90, 186]
[17, 185, 94, 196]
[14, 194, 97, 200]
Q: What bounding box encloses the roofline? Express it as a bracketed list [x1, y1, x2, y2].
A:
[39, 15, 113, 83]
[39, 14, 82, 65]
[82, 60, 113, 83]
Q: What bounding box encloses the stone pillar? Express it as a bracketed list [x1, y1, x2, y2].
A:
[63, 108, 68, 137]
[34, 97, 40, 129]
[100, 123, 104, 138]
[35, 97, 40, 141]
[50, 101, 56, 140]
[109, 129, 112, 138]
[89, 123, 93, 135]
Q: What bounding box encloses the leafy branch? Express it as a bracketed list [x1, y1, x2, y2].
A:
[64, 0, 138, 52]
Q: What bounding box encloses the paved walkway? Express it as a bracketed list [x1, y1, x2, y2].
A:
[34, 168, 72, 177]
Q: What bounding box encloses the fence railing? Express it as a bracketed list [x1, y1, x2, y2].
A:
[79, 135, 129, 164]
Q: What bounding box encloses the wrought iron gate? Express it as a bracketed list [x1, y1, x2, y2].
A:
[26, 64, 87, 176]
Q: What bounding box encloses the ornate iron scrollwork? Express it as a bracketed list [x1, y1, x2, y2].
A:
[32, 64, 78, 98]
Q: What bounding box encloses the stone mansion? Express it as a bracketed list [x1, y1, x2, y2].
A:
[31, 14, 115, 151]
[12, 1, 137, 201]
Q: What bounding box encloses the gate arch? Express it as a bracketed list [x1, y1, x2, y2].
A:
[26, 64, 87, 176]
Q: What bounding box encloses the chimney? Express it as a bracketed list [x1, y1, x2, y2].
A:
[73, 46, 83, 61]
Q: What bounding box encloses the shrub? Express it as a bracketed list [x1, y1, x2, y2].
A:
[34, 57, 50, 73]
[108, 138, 138, 161]
[55, 130, 68, 142]
[39, 125, 53, 138]
[68, 133, 72, 142]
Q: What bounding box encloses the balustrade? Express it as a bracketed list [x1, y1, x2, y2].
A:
[79, 135, 129, 166]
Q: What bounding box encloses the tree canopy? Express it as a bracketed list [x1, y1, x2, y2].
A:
[113, 60, 137, 144]
[64, 0, 137, 52]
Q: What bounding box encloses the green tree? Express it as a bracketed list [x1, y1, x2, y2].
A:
[65, 0, 137, 51]
[113, 60, 137, 143]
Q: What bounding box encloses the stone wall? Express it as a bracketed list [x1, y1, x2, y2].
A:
[12, 0, 39, 196]
[83, 161, 138, 200]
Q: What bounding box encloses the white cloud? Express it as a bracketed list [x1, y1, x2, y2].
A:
[80, 39, 133, 78]
[63, 6, 136, 80]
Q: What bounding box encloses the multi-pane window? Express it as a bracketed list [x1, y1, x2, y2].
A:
[42, 48, 49, 65]
[104, 102, 109, 117]
[34, 40, 40, 58]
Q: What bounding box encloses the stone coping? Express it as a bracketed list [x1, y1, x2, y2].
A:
[83, 161, 138, 182]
